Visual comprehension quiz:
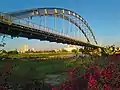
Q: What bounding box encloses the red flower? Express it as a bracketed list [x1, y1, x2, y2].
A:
[52, 88, 58, 90]
[116, 88, 120, 90]
[0, 86, 7, 90]
[84, 72, 90, 80]
[88, 75, 99, 89]
[103, 84, 112, 90]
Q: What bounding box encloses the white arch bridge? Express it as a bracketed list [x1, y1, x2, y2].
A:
[0, 8, 102, 49]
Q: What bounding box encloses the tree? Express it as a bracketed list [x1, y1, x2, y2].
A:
[72, 49, 77, 54]
[61, 49, 68, 52]
[79, 48, 84, 53]
[1, 49, 7, 53]
[25, 49, 31, 53]
[8, 49, 18, 54]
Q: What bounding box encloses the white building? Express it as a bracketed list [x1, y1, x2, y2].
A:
[31, 48, 35, 52]
[64, 45, 78, 52]
[24, 45, 29, 52]
[19, 45, 29, 53]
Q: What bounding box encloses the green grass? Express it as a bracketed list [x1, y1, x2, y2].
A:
[0, 58, 74, 84]
[6, 52, 74, 59]
[0, 59, 86, 84]
[0, 53, 105, 87]
[0, 52, 75, 81]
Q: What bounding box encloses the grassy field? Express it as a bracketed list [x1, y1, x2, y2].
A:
[0, 53, 106, 89]
[0, 60, 65, 82]
[0, 59, 84, 89]
[1, 52, 75, 59]
[0, 52, 76, 86]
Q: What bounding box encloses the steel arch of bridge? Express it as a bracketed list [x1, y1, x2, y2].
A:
[7, 8, 98, 45]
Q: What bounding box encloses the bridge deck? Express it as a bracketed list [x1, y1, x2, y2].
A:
[0, 13, 102, 49]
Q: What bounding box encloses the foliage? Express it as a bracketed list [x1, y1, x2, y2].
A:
[61, 49, 68, 52]
[6, 52, 74, 59]
[103, 45, 116, 55]
[7, 49, 18, 54]
[71, 49, 77, 54]
[52, 54, 120, 90]
[0, 50, 8, 59]
[0, 54, 89, 90]
[1, 51, 120, 90]
[1, 50, 7, 53]
[0, 62, 52, 90]
[79, 48, 84, 53]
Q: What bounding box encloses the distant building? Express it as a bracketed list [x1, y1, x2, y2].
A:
[31, 48, 35, 52]
[18, 45, 29, 53]
[54, 45, 81, 52]
[64, 45, 78, 52]
[24, 45, 29, 52]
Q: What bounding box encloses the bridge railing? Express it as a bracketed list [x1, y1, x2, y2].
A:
[0, 12, 82, 42]
[0, 12, 12, 25]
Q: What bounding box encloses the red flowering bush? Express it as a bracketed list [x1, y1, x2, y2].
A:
[52, 54, 120, 90]
[0, 86, 7, 90]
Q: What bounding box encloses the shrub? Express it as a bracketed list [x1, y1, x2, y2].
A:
[53, 54, 120, 90]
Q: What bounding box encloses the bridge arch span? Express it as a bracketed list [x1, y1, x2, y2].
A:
[7, 8, 97, 45]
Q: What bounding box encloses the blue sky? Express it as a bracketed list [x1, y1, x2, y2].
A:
[0, 0, 120, 50]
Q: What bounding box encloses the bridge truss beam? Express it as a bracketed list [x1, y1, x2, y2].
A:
[7, 8, 98, 45]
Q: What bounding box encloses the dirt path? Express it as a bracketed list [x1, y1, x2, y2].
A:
[44, 73, 67, 86]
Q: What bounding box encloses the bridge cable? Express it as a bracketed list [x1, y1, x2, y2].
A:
[73, 21, 76, 39]
[55, 15, 57, 33]
[62, 14, 64, 36]
[44, 16, 46, 31]
[70, 21, 72, 37]
[54, 15, 56, 33]
[46, 16, 48, 32]
[39, 16, 41, 26]
[78, 20, 80, 40]
[68, 16, 70, 37]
